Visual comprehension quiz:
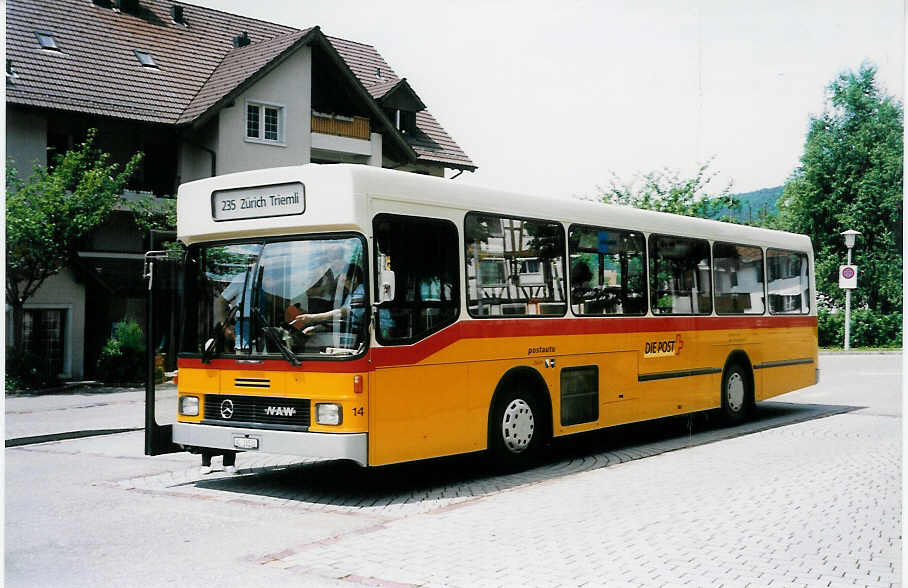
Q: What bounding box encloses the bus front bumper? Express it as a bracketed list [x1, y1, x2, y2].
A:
[172, 422, 368, 467]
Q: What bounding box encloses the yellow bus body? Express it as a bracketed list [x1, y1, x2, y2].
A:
[177, 319, 816, 466]
[173, 164, 818, 468]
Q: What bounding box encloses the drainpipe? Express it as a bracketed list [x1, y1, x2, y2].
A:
[450, 170, 464, 180]
[179, 135, 216, 177]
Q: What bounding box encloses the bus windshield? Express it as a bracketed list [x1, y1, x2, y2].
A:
[182, 236, 368, 360]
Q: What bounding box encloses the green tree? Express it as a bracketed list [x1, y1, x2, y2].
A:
[778, 62, 903, 313]
[125, 192, 182, 255]
[6, 129, 142, 347]
[127, 193, 177, 234]
[594, 158, 742, 222]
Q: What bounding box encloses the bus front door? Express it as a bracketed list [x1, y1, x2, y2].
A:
[143, 237, 183, 456]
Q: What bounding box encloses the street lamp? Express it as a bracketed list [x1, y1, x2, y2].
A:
[840, 229, 861, 350]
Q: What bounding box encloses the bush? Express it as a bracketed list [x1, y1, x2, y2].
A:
[818, 307, 902, 348]
[817, 308, 845, 347]
[96, 320, 147, 383]
[6, 347, 59, 390]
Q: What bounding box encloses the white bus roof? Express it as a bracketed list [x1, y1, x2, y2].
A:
[177, 163, 812, 252]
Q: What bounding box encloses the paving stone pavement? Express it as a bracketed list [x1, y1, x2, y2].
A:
[107, 399, 900, 587]
[270, 412, 900, 587]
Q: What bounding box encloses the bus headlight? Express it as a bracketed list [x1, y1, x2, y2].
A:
[179, 396, 200, 416]
[316, 403, 342, 425]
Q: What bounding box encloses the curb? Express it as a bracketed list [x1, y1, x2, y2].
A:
[819, 350, 902, 356]
[7, 383, 175, 397]
[6, 428, 143, 447]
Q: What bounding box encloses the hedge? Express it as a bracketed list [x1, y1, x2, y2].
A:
[818, 307, 902, 348]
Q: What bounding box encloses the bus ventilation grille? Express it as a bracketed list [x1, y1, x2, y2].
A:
[204, 394, 311, 428]
[234, 378, 270, 388]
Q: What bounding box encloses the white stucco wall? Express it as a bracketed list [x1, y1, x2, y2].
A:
[15, 269, 86, 379]
[6, 107, 47, 181]
[217, 47, 312, 174]
[177, 117, 219, 184]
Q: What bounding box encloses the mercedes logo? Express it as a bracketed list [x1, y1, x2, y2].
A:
[220, 399, 235, 419]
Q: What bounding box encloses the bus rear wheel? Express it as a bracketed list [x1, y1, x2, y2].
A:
[489, 389, 542, 470]
[721, 362, 751, 424]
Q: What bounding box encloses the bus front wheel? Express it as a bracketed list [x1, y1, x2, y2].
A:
[721, 362, 751, 424]
[489, 389, 543, 470]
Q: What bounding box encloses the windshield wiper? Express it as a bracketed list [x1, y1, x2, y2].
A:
[253, 307, 301, 366]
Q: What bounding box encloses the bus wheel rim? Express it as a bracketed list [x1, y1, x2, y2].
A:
[502, 399, 534, 453]
[727, 372, 745, 412]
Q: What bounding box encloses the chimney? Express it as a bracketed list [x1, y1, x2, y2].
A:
[233, 32, 251, 48]
[171, 5, 185, 24]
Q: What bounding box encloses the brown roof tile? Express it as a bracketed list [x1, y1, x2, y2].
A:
[366, 78, 403, 100]
[7, 0, 475, 169]
[326, 36, 474, 170]
[178, 28, 312, 124]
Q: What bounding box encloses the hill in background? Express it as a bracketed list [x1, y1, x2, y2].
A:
[718, 186, 783, 223]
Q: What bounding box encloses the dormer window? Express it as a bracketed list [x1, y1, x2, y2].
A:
[246, 101, 284, 144]
[398, 110, 416, 135]
[134, 49, 157, 68]
[385, 108, 418, 136]
[34, 32, 60, 51]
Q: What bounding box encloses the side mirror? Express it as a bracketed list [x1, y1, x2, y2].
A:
[380, 268, 395, 303]
[201, 337, 216, 364]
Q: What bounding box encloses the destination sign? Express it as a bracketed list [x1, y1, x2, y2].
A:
[211, 182, 306, 222]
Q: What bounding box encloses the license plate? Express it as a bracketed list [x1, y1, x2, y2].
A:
[234, 437, 259, 450]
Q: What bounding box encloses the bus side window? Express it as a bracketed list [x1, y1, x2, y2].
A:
[767, 249, 810, 314]
[373, 214, 460, 344]
[464, 212, 567, 318]
[714, 243, 765, 315]
[649, 235, 712, 315]
[568, 226, 646, 316]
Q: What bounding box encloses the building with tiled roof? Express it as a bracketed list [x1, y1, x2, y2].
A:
[5, 0, 476, 380]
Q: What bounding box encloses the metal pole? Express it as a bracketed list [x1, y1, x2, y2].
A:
[844, 290, 851, 351]
[844, 247, 852, 351]
[145, 251, 157, 455]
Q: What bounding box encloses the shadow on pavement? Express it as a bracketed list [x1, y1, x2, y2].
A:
[189, 401, 860, 509]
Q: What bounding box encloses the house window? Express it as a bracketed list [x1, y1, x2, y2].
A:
[246, 104, 260, 138]
[246, 102, 283, 143]
[35, 32, 60, 51]
[134, 49, 157, 68]
[264, 107, 279, 140]
[22, 309, 66, 376]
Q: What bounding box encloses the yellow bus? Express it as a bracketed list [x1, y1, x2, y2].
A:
[166, 164, 817, 470]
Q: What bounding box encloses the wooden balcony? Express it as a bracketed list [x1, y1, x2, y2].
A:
[311, 111, 370, 140]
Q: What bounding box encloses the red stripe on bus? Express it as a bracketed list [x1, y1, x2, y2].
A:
[177, 357, 372, 373]
[371, 315, 817, 368]
[178, 315, 816, 373]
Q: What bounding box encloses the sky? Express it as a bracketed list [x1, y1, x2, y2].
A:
[191, 0, 904, 199]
